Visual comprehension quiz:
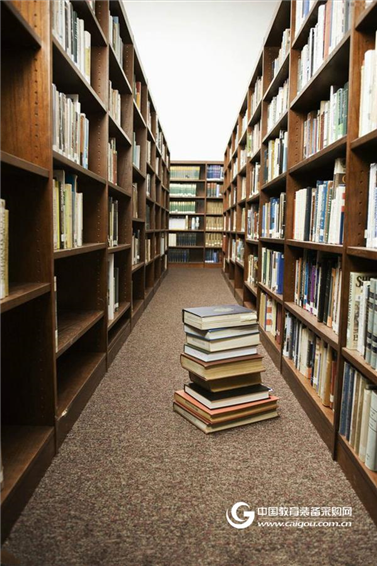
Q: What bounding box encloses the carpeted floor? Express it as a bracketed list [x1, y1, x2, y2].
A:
[3, 269, 377, 566]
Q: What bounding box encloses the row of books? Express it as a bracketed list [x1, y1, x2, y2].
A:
[359, 39, 377, 137]
[168, 249, 197, 263]
[52, 0, 91, 84]
[340, 363, 377, 471]
[205, 249, 221, 263]
[267, 79, 289, 133]
[366, 163, 377, 249]
[132, 133, 141, 169]
[246, 205, 259, 240]
[53, 170, 83, 250]
[52, 86, 89, 169]
[108, 196, 119, 247]
[175, 306, 278, 434]
[294, 0, 315, 37]
[108, 138, 117, 184]
[347, 274, 377, 370]
[169, 201, 198, 214]
[206, 216, 223, 231]
[169, 216, 201, 231]
[246, 121, 261, 158]
[206, 202, 222, 215]
[272, 29, 290, 80]
[261, 194, 286, 239]
[261, 248, 284, 296]
[236, 239, 245, 263]
[297, 1, 351, 93]
[250, 76, 263, 117]
[132, 229, 141, 265]
[170, 183, 198, 197]
[107, 254, 120, 321]
[109, 81, 121, 126]
[294, 252, 342, 335]
[263, 131, 288, 184]
[302, 82, 349, 159]
[247, 254, 258, 286]
[132, 184, 138, 218]
[146, 174, 152, 197]
[259, 292, 282, 345]
[207, 183, 222, 198]
[109, 12, 124, 67]
[283, 313, 337, 409]
[206, 233, 222, 248]
[170, 166, 200, 180]
[207, 164, 224, 180]
[0, 200, 9, 300]
[168, 233, 198, 247]
[293, 158, 346, 245]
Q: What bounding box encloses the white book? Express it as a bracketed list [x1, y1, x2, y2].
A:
[108, 255, 115, 320]
[359, 388, 373, 461]
[365, 391, 377, 471]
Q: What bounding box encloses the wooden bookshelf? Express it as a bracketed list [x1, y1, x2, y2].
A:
[0, 0, 169, 541]
[222, 0, 377, 526]
[169, 161, 223, 267]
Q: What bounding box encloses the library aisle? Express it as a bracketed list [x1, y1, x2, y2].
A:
[3, 269, 377, 566]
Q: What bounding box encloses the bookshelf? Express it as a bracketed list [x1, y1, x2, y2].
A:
[0, 0, 169, 541]
[168, 161, 223, 267]
[222, 0, 377, 526]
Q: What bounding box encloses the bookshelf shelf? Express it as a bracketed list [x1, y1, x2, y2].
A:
[346, 246, 377, 260]
[52, 151, 106, 186]
[1, 0, 170, 539]
[248, 99, 262, 127]
[0, 425, 54, 505]
[289, 136, 347, 175]
[282, 357, 334, 445]
[292, 0, 326, 49]
[0, 283, 51, 314]
[262, 110, 289, 144]
[261, 172, 287, 192]
[286, 239, 343, 254]
[342, 348, 377, 387]
[264, 53, 290, 102]
[285, 302, 338, 350]
[108, 301, 131, 331]
[290, 32, 351, 111]
[54, 243, 107, 260]
[350, 128, 377, 151]
[258, 282, 283, 305]
[56, 310, 104, 359]
[1, 1, 42, 49]
[355, 0, 377, 31]
[244, 281, 258, 297]
[259, 237, 285, 245]
[52, 37, 106, 113]
[0, 151, 49, 178]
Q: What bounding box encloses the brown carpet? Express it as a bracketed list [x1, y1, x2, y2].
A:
[3, 268, 377, 566]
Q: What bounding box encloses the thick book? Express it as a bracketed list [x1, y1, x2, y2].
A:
[189, 371, 262, 392]
[174, 391, 278, 425]
[183, 344, 258, 362]
[184, 382, 271, 409]
[365, 391, 377, 471]
[173, 402, 278, 434]
[186, 332, 259, 352]
[182, 304, 257, 330]
[180, 353, 264, 380]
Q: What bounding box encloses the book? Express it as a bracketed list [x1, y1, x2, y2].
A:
[189, 371, 263, 392]
[366, 391, 377, 471]
[182, 304, 257, 330]
[359, 38, 377, 137]
[183, 324, 258, 340]
[53, 171, 83, 250]
[0, 199, 9, 299]
[261, 248, 284, 295]
[261, 194, 286, 239]
[183, 344, 258, 363]
[174, 391, 278, 424]
[183, 382, 272, 409]
[173, 402, 278, 434]
[347, 273, 376, 352]
[180, 353, 265, 380]
[185, 331, 259, 352]
[365, 163, 377, 249]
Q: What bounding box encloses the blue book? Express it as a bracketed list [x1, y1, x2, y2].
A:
[339, 363, 350, 436]
[345, 367, 355, 441]
[277, 255, 284, 295]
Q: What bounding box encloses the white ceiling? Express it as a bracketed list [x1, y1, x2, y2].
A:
[125, 0, 279, 161]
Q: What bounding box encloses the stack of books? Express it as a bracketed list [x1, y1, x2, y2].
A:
[173, 305, 279, 433]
